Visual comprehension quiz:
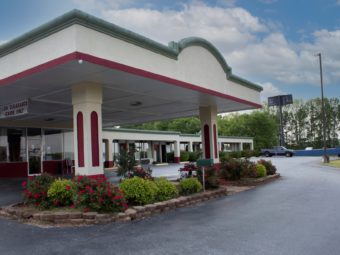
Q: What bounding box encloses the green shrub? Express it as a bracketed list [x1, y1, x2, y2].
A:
[241, 150, 252, 158]
[180, 151, 190, 162]
[188, 151, 201, 162]
[22, 173, 55, 208]
[74, 175, 127, 212]
[179, 178, 203, 195]
[197, 166, 220, 189]
[119, 177, 158, 205]
[228, 151, 242, 159]
[47, 179, 76, 206]
[154, 178, 178, 201]
[166, 152, 174, 163]
[256, 164, 267, 177]
[117, 149, 137, 177]
[220, 158, 258, 180]
[257, 159, 277, 175]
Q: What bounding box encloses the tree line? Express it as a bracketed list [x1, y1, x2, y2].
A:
[124, 97, 339, 150]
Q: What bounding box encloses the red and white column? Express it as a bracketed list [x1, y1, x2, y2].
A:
[174, 140, 180, 163]
[72, 83, 104, 176]
[199, 106, 219, 163]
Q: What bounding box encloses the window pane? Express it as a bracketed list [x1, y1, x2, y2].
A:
[0, 128, 8, 162]
[44, 129, 62, 160]
[63, 131, 74, 160]
[8, 128, 26, 162]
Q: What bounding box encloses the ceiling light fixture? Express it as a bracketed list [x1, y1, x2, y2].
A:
[130, 101, 142, 107]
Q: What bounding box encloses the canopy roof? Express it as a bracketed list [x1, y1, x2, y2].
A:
[0, 10, 262, 128]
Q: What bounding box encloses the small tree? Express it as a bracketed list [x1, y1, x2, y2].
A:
[117, 149, 137, 177]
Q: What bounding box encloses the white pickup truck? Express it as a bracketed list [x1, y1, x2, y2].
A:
[261, 146, 295, 157]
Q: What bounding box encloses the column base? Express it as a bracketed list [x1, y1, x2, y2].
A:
[104, 161, 114, 168]
[174, 157, 180, 163]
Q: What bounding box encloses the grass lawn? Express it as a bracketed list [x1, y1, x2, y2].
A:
[325, 159, 340, 168]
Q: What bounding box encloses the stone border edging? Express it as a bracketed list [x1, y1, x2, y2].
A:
[0, 188, 228, 227]
[235, 173, 281, 186]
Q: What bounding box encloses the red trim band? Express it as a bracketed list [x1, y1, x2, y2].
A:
[204, 124, 211, 159]
[77, 111, 85, 167]
[0, 51, 261, 109]
[91, 111, 100, 167]
[213, 124, 218, 159]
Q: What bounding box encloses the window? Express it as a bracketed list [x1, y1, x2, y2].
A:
[63, 131, 74, 160]
[44, 129, 63, 160]
[0, 128, 7, 162]
[0, 128, 27, 162]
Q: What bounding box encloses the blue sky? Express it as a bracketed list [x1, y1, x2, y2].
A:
[1, 0, 339, 102]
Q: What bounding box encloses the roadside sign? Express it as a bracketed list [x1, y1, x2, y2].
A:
[268, 94, 293, 107]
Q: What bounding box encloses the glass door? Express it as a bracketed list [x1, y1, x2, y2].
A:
[27, 128, 42, 175]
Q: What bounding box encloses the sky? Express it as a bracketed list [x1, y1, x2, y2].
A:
[0, 0, 339, 103]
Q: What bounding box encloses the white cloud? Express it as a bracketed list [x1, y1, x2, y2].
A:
[0, 40, 7, 45]
[72, 0, 137, 11]
[102, 2, 267, 53]
[71, 1, 340, 91]
[260, 82, 284, 102]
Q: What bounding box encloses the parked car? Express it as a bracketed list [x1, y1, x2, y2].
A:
[261, 146, 295, 157]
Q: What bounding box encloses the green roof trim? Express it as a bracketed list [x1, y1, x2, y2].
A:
[0, 9, 262, 92]
[104, 128, 253, 140]
[219, 135, 253, 139]
[103, 128, 181, 136]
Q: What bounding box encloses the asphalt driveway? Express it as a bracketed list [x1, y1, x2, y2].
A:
[1, 157, 340, 255]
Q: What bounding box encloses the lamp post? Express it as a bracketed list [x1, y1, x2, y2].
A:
[316, 53, 329, 163]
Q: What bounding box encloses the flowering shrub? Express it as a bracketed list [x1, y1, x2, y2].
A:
[22, 173, 55, 208]
[127, 167, 153, 180]
[255, 164, 267, 177]
[197, 166, 220, 189]
[119, 177, 158, 205]
[179, 178, 203, 195]
[47, 179, 76, 207]
[154, 178, 178, 201]
[257, 159, 277, 175]
[179, 163, 198, 178]
[220, 158, 257, 180]
[74, 175, 127, 212]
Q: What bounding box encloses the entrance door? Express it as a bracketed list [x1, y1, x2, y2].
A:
[27, 128, 42, 175]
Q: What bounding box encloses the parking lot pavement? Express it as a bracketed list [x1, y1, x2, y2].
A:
[0, 178, 24, 207]
[2, 157, 340, 255]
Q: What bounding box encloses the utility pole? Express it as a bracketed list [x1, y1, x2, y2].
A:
[316, 53, 329, 163]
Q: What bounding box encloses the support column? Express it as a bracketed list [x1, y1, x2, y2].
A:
[103, 139, 113, 168]
[199, 106, 219, 163]
[72, 83, 103, 177]
[240, 142, 243, 151]
[174, 140, 180, 163]
[188, 141, 193, 152]
[250, 142, 254, 150]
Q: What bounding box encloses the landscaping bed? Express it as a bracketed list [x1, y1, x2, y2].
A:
[0, 187, 228, 227]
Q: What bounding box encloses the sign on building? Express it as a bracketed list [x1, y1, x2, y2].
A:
[0, 99, 29, 119]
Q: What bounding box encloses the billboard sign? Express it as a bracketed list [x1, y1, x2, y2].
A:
[268, 94, 293, 107]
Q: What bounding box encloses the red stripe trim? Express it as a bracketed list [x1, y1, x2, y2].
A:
[0, 52, 77, 86]
[213, 124, 218, 159]
[204, 124, 211, 159]
[77, 111, 84, 167]
[0, 51, 261, 108]
[91, 111, 100, 167]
